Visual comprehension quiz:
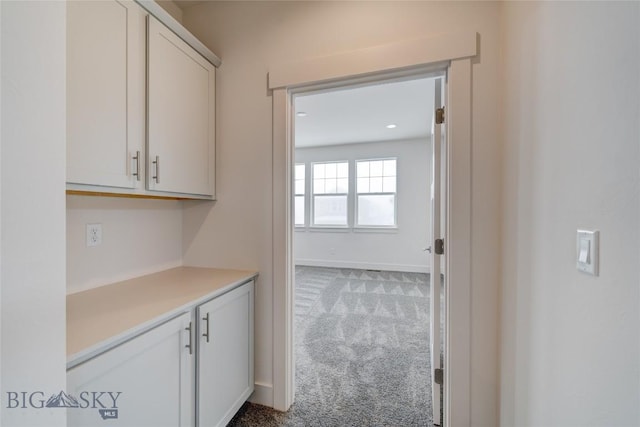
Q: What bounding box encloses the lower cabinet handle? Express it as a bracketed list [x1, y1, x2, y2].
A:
[185, 321, 193, 355]
[202, 313, 210, 343]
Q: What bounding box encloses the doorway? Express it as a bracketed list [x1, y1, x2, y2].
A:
[290, 75, 443, 425]
[269, 32, 476, 427]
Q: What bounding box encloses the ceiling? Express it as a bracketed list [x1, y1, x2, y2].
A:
[294, 77, 435, 148]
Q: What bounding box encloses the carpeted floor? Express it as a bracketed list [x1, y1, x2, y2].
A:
[228, 266, 433, 426]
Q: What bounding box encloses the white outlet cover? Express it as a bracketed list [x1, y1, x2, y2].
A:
[576, 229, 598, 276]
[86, 223, 102, 247]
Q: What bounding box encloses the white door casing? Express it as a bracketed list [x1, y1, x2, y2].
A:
[269, 32, 476, 427]
[430, 77, 444, 426]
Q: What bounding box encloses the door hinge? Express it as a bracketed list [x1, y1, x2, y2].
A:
[435, 238, 444, 255]
[435, 107, 445, 124]
[434, 368, 444, 385]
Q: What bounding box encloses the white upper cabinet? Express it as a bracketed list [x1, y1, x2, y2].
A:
[66, 1, 218, 199]
[147, 16, 216, 197]
[67, 0, 145, 189]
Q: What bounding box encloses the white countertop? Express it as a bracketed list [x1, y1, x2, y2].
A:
[67, 267, 258, 367]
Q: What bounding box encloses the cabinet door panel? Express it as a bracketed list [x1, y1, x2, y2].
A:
[197, 282, 254, 427]
[67, 313, 194, 427]
[147, 16, 216, 197]
[67, 0, 144, 188]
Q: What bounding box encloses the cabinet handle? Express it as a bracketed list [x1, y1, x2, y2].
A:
[202, 313, 210, 343]
[152, 155, 160, 184]
[132, 151, 141, 181]
[185, 321, 193, 355]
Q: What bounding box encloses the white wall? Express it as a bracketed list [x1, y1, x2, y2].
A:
[156, 0, 183, 23]
[181, 2, 502, 424]
[1, 2, 67, 425]
[500, 2, 640, 426]
[66, 196, 183, 294]
[294, 138, 430, 273]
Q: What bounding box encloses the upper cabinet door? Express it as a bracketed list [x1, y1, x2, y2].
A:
[67, 0, 145, 189]
[147, 16, 216, 198]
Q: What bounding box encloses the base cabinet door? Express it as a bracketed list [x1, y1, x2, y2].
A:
[197, 281, 254, 427]
[67, 313, 194, 427]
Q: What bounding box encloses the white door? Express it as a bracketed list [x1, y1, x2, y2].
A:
[197, 281, 254, 427]
[66, 0, 145, 188]
[67, 313, 195, 427]
[430, 77, 445, 426]
[147, 15, 216, 197]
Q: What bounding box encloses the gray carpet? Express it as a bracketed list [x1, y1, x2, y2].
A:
[228, 266, 433, 426]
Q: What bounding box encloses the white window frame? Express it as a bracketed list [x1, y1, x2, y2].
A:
[310, 160, 349, 228]
[354, 157, 398, 229]
[294, 163, 306, 227]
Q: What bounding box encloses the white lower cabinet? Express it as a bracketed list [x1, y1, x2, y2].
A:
[197, 281, 254, 427]
[67, 313, 194, 427]
[67, 280, 254, 427]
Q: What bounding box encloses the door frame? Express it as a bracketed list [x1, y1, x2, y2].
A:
[269, 31, 477, 427]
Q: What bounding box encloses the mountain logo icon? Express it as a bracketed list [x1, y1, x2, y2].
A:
[45, 391, 80, 408]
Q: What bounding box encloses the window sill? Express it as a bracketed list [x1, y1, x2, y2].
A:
[298, 226, 399, 234]
[353, 226, 398, 234]
[308, 226, 350, 233]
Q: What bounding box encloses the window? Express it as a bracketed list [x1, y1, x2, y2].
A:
[356, 158, 397, 227]
[312, 161, 349, 226]
[294, 164, 305, 226]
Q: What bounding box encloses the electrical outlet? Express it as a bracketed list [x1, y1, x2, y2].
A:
[86, 223, 102, 247]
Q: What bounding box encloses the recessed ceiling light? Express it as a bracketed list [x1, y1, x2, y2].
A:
[386, 124, 397, 129]
[296, 112, 308, 117]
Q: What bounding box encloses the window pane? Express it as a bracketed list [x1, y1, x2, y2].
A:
[357, 177, 369, 193]
[325, 178, 337, 194]
[382, 176, 396, 193]
[370, 160, 383, 177]
[295, 164, 305, 179]
[313, 179, 325, 194]
[357, 161, 369, 177]
[337, 162, 349, 178]
[314, 195, 347, 225]
[313, 163, 325, 179]
[357, 194, 395, 226]
[383, 159, 396, 177]
[325, 162, 337, 179]
[295, 195, 305, 226]
[337, 178, 349, 193]
[370, 177, 383, 193]
[295, 180, 305, 195]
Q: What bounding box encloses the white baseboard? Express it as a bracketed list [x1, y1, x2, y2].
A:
[295, 258, 429, 274]
[249, 382, 273, 407]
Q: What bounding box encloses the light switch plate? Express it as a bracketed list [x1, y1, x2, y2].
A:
[576, 229, 598, 276]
